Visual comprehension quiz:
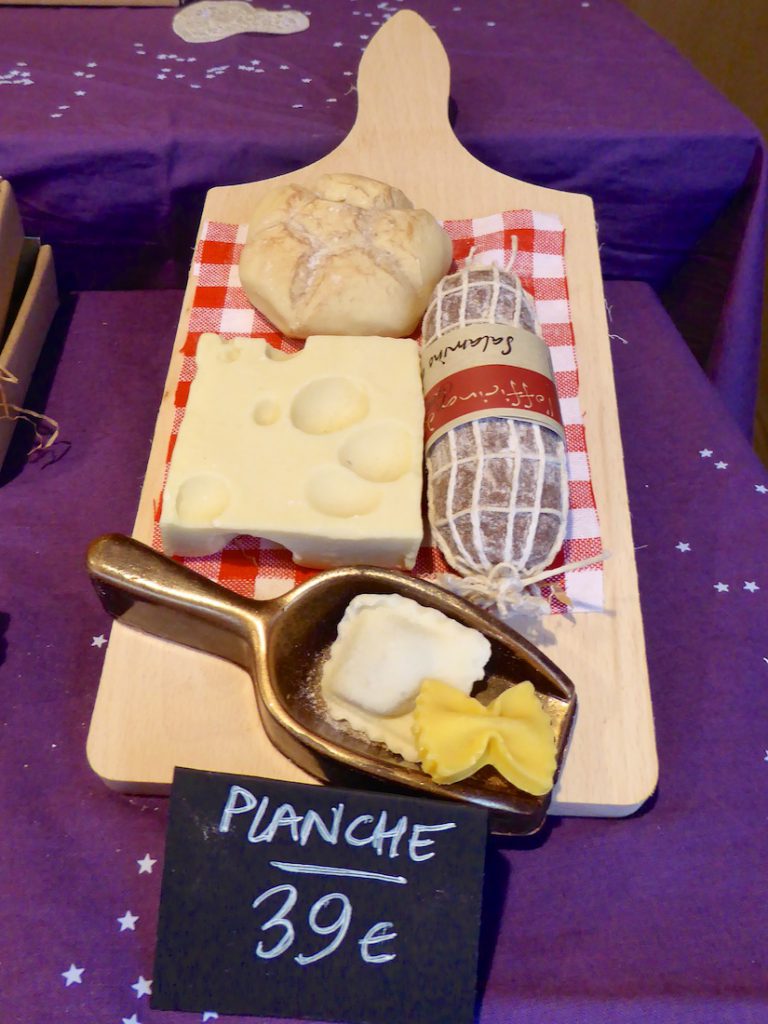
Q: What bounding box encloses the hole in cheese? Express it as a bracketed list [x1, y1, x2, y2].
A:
[252, 396, 280, 426]
[305, 466, 380, 518]
[290, 376, 369, 434]
[264, 345, 295, 362]
[175, 474, 231, 526]
[338, 422, 414, 482]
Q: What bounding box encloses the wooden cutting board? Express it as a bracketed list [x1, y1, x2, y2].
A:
[87, 10, 658, 816]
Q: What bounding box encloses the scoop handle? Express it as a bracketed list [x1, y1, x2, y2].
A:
[86, 533, 270, 670]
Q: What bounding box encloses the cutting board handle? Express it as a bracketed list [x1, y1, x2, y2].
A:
[338, 10, 459, 162]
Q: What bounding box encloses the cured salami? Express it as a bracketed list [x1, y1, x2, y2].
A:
[422, 264, 569, 609]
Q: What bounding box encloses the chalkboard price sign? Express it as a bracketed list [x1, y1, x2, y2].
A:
[152, 768, 488, 1024]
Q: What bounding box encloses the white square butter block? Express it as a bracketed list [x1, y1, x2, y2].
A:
[160, 332, 425, 568]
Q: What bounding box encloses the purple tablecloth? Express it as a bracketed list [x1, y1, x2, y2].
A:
[0, 0, 765, 432]
[1, 281, 766, 1023]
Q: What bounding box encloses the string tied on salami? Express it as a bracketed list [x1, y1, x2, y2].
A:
[436, 550, 608, 622]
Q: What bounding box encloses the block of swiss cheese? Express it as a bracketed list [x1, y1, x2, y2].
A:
[160, 332, 425, 568]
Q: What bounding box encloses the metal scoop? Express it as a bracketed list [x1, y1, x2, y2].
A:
[87, 533, 576, 835]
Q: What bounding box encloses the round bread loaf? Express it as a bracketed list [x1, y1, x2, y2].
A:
[238, 172, 453, 339]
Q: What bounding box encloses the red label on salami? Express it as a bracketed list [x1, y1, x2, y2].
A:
[420, 322, 565, 448]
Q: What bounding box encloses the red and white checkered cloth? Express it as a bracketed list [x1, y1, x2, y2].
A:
[153, 212, 604, 614]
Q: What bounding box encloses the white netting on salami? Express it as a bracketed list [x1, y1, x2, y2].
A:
[423, 263, 569, 615]
[422, 262, 539, 339]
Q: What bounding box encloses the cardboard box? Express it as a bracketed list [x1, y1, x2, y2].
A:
[0, 180, 24, 336]
[0, 242, 59, 467]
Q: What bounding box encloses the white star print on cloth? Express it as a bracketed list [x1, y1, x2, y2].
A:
[743, 581, 760, 592]
[715, 461, 728, 469]
[756, 484, 767, 494]
[699, 449, 713, 457]
[91, 634, 107, 648]
[137, 854, 156, 874]
[132, 975, 152, 997]
[117, 910, 138, 931]
[122, 1014, 141, 1024]
[0, 67, 34, 87]
[714, 583, 729, 593]
[61, 963, 84, 986]
[676, 542, 691, 552]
